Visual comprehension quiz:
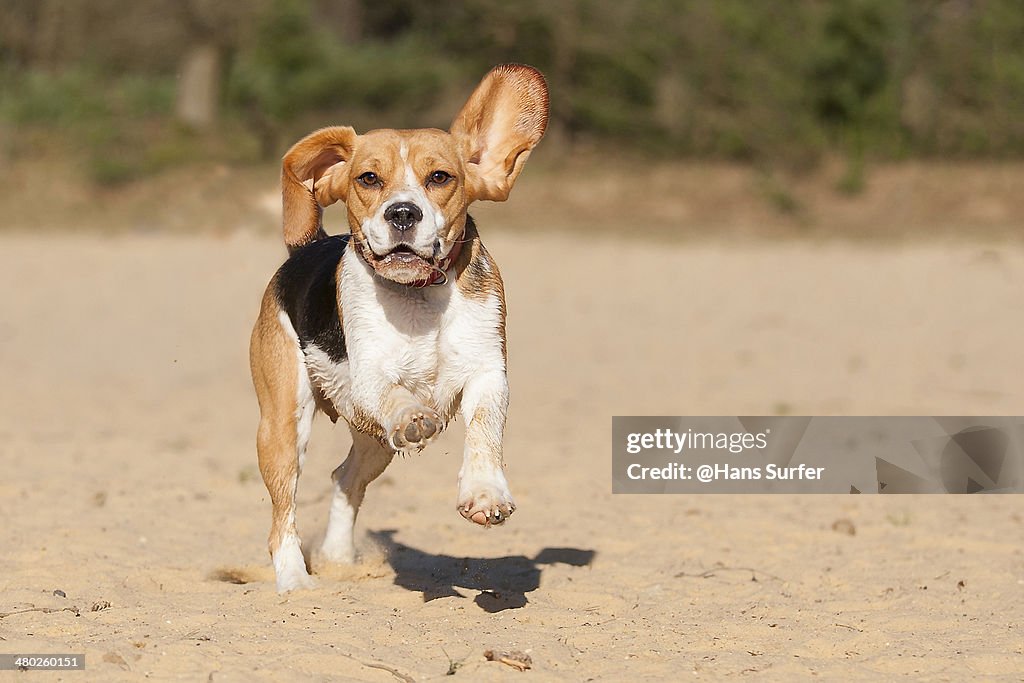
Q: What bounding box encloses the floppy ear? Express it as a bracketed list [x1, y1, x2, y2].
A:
[449, 64, 549, 202]
[281, 126, 356, 249]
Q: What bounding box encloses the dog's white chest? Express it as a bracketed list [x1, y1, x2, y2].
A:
[303, 248, 503, 427]
[345, 280, 445, 397]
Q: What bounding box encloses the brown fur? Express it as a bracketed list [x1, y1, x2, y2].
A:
[281, 126, 356, 250]
[249, 286, 302, 561]
[449, 64, 550, 202]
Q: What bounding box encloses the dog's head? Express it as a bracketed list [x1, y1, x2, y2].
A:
[281, 64, 549, 284]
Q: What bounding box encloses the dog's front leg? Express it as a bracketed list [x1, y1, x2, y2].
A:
[457, 370, 515, 525]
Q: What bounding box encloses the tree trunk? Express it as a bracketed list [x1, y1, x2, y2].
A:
[175, 43, 221, 130]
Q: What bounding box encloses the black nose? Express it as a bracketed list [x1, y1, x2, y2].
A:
[383, 202, 423, 232]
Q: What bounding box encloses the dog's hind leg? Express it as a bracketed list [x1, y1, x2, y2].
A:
[320, 427, 393, 563]
[251, 300, 317, 592]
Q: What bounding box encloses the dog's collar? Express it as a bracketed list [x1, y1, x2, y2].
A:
[357, 238, 463, 288]
[412, 238, 463, 288]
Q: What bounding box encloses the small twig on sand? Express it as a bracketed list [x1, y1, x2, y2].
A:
[441, 647, 464, 676]
[339, 652, 414, 683]
[833, 623, 865, 632]
[0, 606, 81, 619]
[675, 566, 784, 583]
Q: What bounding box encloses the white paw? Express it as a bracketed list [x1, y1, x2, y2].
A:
[273, 534, 316, 593]
[388, 406, 441, 451]
[457, 470, 516, 527]
[276, 568, 317, 593]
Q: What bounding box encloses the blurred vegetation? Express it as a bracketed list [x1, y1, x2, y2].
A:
[1, 0, 1022, 186]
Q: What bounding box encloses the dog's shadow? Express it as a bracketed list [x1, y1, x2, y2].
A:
[367, 529, 596, 612]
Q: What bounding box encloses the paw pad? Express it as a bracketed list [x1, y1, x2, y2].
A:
[390, 409, 441, 451]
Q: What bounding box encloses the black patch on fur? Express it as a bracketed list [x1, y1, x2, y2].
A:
[274, 235, 349, 363]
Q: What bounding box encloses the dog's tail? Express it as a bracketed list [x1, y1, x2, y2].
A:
[281, 126, 356, 252]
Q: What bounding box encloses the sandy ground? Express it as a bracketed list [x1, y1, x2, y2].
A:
[1, 230, 1022, 681]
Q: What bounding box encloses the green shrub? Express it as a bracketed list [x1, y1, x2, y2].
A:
[4, 0, 1024, 175]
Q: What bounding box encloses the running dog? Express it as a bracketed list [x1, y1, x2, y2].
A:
[249, 64, 549, 592]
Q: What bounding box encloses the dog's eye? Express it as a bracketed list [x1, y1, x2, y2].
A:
[357, 172, 381, 187]
[428, 170, 453, 186]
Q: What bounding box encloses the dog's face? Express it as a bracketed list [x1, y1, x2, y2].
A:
[281, 65, 549, 284]
[337, 128, 470, 284]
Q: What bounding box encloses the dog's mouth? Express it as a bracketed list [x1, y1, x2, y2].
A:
[378, 244, 433, 266]
[363, 243, 437, 284]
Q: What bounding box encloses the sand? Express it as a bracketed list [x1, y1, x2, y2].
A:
[1, 231, 1021, 681]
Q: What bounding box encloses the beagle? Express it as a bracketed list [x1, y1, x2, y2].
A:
[249, 64, 549, 592]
